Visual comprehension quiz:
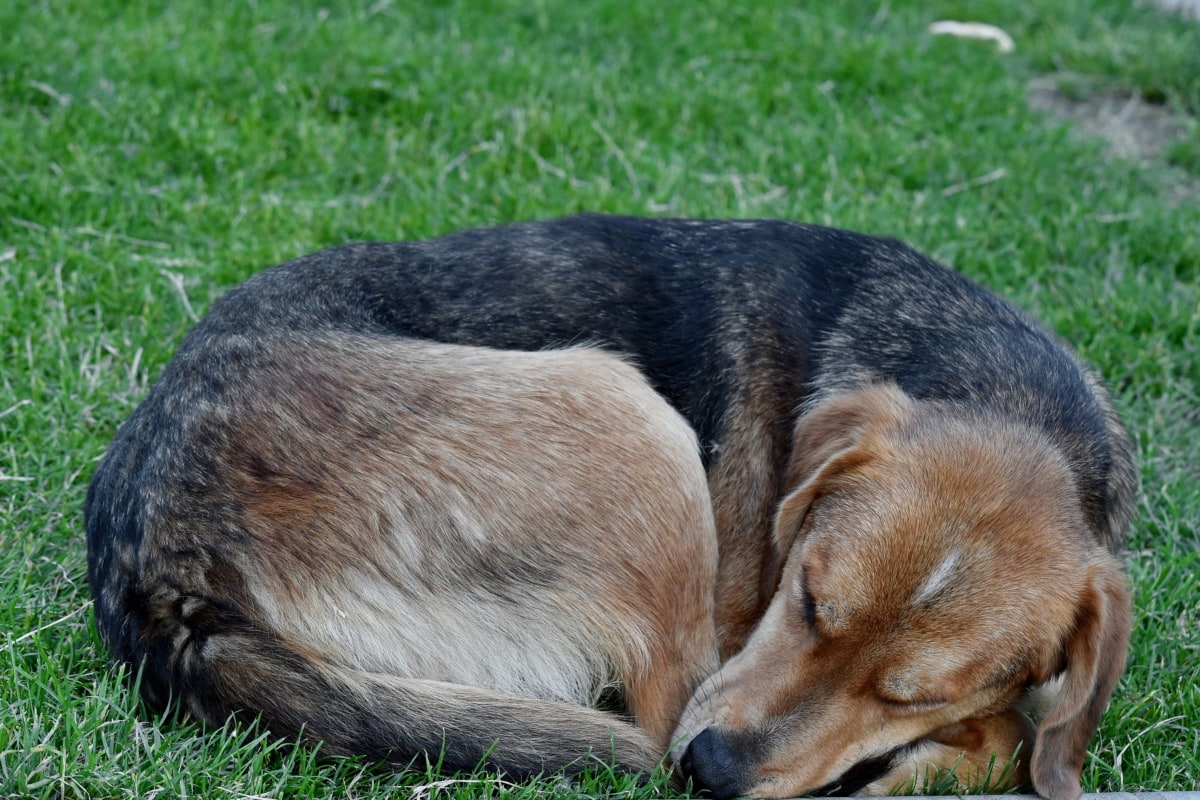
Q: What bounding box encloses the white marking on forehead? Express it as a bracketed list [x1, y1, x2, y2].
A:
[914, 548, 960, 605]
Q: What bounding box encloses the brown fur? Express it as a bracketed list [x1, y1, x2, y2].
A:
[92, 334, 720, 777]
[859, 709, 1037, 795]
[672, 384, 1131, 798]
[87, 215, 1135, 800]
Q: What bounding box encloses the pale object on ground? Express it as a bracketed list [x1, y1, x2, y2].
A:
[928, 20, 1016, 52]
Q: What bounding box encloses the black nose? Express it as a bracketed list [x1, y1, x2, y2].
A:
[679, 728, 750, 800]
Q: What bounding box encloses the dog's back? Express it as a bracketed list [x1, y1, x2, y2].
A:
[186, 214, 1133, 551]
[86, 333, 719, 776]
[137, 213, 1132, 663]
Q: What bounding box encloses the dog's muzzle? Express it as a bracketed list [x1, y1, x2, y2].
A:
[679, 725, 918, 798]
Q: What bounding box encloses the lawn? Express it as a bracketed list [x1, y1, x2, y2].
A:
[2, 0, 1197, 797]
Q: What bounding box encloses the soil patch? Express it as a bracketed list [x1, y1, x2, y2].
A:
[1028, 75, 1198, 203]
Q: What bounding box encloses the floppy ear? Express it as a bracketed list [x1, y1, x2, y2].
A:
[1031, 554, 1132, 800]
[762, 383, 914, 596]
[774, 383, 914, 548]
[783, 383, 914, 488]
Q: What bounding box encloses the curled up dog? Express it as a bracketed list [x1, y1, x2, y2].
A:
[86, 214, 1136, 800]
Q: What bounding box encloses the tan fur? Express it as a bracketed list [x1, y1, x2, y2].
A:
[88, 217, 1134, 797]
[672, 384, 1131, 799]
[146, 336, 721, 769]
[240, 337, 718, 749]
[861, 709, 1037, 795]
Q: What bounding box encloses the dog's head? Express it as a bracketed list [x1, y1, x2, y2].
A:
[672, 383, 1130, 800]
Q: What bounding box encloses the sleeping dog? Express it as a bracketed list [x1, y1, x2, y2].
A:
[87, 214, 1135, 800]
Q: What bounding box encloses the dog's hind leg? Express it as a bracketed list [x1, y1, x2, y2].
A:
[88, 335, 719, 779]
[625, 631, 720, 754]
[619, 541, 721, 753]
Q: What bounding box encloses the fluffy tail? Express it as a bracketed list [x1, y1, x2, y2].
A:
[104, 587, 659, 780]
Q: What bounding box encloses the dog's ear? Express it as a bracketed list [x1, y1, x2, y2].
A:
[1031, 554, 1132, 800]
[783, 383, 915, 490]
[764, 384, 914, 594]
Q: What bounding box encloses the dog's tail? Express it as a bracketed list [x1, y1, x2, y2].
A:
[99, 581, 659, 780]
[85, 443, 658, 781]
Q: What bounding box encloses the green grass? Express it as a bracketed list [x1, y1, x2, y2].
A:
[2, 0, 1197, 796]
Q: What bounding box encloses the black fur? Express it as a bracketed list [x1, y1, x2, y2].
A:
[86, 213, 1135, 781]
[142, 214, 1128, 540]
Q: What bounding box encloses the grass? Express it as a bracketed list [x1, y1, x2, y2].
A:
[2, 0, 1197, 796]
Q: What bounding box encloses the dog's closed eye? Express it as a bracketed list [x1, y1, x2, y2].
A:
[879, 674, 952, 712]
[800, 583, 818, 630]
[880, 695, 951, 714]
[792, 575, 820, 633]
